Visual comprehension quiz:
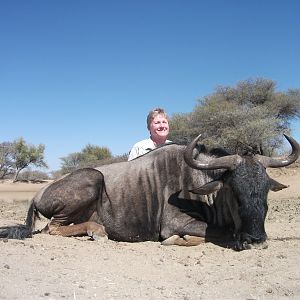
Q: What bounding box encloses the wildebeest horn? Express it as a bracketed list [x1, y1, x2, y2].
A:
[184, 134, 242, 170]
[255, 134, 300, 168]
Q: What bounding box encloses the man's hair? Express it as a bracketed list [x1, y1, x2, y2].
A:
[146, 108, 169, 130]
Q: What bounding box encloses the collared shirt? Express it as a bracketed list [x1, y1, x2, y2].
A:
[128, 138, 172, 161]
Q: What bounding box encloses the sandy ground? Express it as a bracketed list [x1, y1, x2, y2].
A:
[0, 168, 299, 300]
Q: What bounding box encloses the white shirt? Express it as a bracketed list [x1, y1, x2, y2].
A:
[128, 138, 171, 161]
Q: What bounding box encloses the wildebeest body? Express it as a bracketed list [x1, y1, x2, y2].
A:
[1, 135, 299, 250]
[94, 146, 233, 242]
[34, 146, 217, 242]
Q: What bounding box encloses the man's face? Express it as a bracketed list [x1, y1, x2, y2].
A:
[149, 114, 169, 142]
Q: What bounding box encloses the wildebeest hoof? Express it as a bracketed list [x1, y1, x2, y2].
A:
[234, 241, 251, 251]
[87, 231, 108, 242]
[252, 241, 268, 250]
[161, 235, 181, 245]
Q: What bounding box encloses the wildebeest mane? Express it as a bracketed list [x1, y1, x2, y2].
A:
[131, 141, 232, 161]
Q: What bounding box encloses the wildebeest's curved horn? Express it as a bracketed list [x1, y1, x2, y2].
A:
[184, 134, 242, 170]
[255, 134, 300, 168]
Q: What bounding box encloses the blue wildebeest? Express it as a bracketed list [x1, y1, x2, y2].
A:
[1, 134, 299, 250]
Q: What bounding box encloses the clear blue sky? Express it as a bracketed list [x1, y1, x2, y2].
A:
[1, 0, 299, 171]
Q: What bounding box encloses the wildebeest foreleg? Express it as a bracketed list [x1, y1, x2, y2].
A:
[161, 234, 205, 246]
[45, 221, 108, 241]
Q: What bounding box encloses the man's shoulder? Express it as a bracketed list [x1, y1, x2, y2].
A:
[132, 138, 154, 148]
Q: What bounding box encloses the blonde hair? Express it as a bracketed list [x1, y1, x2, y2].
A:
[146, 108, 169, 130]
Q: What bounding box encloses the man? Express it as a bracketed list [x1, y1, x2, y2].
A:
[128, 108, 171, 161]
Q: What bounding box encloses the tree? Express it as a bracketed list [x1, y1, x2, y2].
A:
[60, 152, 84, 174]
[169, 78, 300, 155]
[60, 145, 113, 174]
[0, 142, 14, 179]
[11, 138, 48, 182]
[81, 144, 112, 161]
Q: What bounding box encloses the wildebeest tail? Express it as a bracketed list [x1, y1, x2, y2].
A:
[0, 200, 39, 239]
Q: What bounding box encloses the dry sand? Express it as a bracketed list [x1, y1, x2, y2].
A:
[0, 168, 299, 300]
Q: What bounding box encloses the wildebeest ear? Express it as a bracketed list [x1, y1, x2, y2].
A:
[189, 180, 223, 195]
[269, 178, 289, 192]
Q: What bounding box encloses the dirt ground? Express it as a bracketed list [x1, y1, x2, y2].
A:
[0, 167, 300, 300]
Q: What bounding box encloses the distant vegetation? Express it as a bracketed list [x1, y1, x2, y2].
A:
[1, 78, 299, 181]
[17, 170, 50, 182]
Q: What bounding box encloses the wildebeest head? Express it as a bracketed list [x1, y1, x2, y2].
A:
[184, 134, 300, 250]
